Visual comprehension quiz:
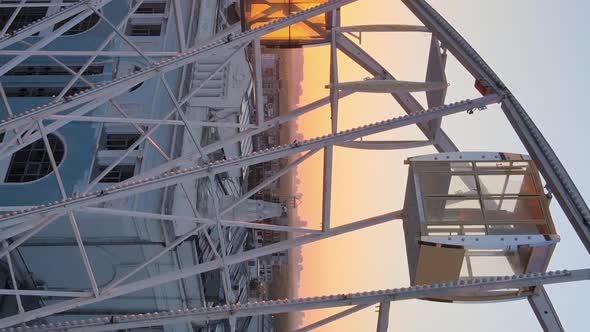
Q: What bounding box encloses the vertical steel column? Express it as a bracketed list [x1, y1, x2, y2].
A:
[322, 9, 340, 231]
[335, 34, 459, 152]
[528, 287, 564, 332]
[376, 301, 390, 332]
[253, 38, 265, 126]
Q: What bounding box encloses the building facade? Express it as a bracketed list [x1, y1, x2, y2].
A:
[0, 1, 278, 331]
[245, 53, 290, 285]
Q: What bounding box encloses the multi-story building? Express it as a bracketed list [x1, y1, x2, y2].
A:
[242, 53, 291, 284]
[0, 1, 280, 331]
[249, 53, 282, 204]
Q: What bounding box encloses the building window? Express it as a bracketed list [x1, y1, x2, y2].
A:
[3, 86, 88, 98]
[127, 24, 162, 36]
[129, 81, 143, 92]
[0, 6, 48, 32]
[136, 2, 166, 14]
[105, 133, 140, 150]
[54, 13, 100, 35]
[5, 134, 64, 183]
[128, 66, 143, 92]
[6, 65, 103, 76]
[97, 165, 135, 183]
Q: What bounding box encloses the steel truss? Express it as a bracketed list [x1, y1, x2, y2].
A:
[2, 268, 589, 332]
[0, 0, 587, 331]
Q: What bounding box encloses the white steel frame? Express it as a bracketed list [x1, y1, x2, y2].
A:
[0, 0, 587, 331]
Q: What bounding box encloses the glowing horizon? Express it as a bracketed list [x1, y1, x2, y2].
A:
[287, 2, 431, 330]
[285, 1, 590, 331]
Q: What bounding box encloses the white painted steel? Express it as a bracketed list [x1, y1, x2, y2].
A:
[0, 0, 587, 330]
[0, 95, 498, 226]
[0, 211, 402, 328]
[6, 268, 587, 332]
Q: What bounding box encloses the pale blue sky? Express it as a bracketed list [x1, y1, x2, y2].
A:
[296, 0, 590, 332]
[404, 1, 590, 331]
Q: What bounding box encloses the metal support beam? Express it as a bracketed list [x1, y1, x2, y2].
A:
[0, 2, 83, 8]
[336, 140, 432, 150]
[0, 0, 147, 158]
[335, 34, 459, 152]
[205, 176, 236, 304]
[2, 241, 23, 314]
[323, 9, 340, 231]
[0, 289, 90, 298]
[0, 0, 112, 50]
[47, 115, 255, 128]
[401, 2, 590, 330]
[0, 42, 245, 161]
[0, 50, 178, 57]
[53, 0, 147, 101]
[0, 96, 498, 226]
[123, 92, 355, 184]
[0, 0, 25, 37]
[502, 97, 590, 250]
[0, 2, 577, 330]
[0, 215, 60, 260]
[327, 80, 446, 93]
[528, 286, 564, 332]
[0, 6, 103, 76]
[171, 0, 187, 51]
[79, 207, 320, 234]
[333, 24, 429, 33]
[11, 268, 590, 332]
[220, 149, 320, 217]
[0, 0, 357, 133]
[82, 46, 243, 189]
[102, 224, 209, 291]
[404, 0, 590, 258]
[0, 211, 403, 328]
[38, 121, 100, 298]
[376, 301, 390, 332]
[253, 38, 265, 126]
[295, 304, 373, 332]
[425, 35, 447, 137]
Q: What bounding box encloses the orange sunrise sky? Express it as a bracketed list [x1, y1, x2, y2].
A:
[285, 1, 590, 331]
[290, 1, 433, 330]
